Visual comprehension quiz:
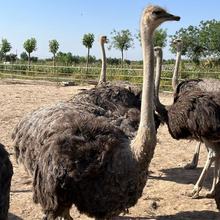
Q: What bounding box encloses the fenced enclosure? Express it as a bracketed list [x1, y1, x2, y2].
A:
[0, 63, 220, 92]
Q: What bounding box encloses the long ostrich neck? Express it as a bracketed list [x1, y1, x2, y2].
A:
[154, 48, 169, 124]
[155, 51, 162, 98]
[131, 24, 156, 170]
[98, 42, 107, 84]
[172, 50, 181, 90]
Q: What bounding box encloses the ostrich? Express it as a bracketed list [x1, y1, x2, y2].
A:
[12, 5, 180, 220]
[171, 38, 202, 169]
[155, 56, 220, 199]
[73, 36, 161, 137]
[0, 143, 13, 220]
[98, 36, 108, 85]
[171, 39, 220, 169]
[171, 38, 183, 90]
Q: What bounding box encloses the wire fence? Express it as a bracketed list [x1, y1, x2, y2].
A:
[0, 63, 220, 92]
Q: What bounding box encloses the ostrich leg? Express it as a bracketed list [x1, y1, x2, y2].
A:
[206, 154, 220, 198]
[184, 142, 201, 169]
[189, 148, 215, 199]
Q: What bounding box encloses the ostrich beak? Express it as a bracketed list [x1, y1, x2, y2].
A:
[162, 12, 180, 21]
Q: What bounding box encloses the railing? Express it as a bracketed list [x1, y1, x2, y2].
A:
[0, 63, 220, 92]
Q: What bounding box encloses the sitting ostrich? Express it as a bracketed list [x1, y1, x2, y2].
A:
[72, 36, 161, 137]
[0, 143, 13, 220]
[12, 5, 180, 220]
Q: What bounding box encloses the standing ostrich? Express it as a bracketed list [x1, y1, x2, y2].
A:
[0, 143, 13, 220]
[171, 39, 202, 169]
[98, 36, 108, 85]
[155, 60, 220, 199]
[12, 5, 180, 220]
[171, 38, 183, 90]
[171, 39, 220, 169]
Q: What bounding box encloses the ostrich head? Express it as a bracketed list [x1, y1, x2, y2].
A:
[172, 38, 183, 52]
[154, 46, 162, 57]
[99, 36, 108, 45]
[141, 5, 180, 33]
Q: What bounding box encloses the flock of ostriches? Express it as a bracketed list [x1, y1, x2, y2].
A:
[1, 5, 220, 220]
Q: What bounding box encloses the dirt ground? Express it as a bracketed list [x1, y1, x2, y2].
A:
[0, 79, 219, 220]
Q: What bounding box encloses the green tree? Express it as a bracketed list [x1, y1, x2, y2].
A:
[137, 28, 168, 48]
[56, 52, 73, 66]
[23, 38, 37, 67]
[49, 39, 59, 66]
[170, 25, 205, 64]
[154, 29, 168, 47]
[109, 29, 134, 68]
[0, 38, 11, 61]
[170, 20, 220, 64]
[20, 52, 28, 61]
[199, 19, 220, 58]
[82, 33, 95, 72]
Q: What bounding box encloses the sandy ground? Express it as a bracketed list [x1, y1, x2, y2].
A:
[0, 79, 219, 220]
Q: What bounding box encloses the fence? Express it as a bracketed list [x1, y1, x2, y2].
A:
[0, 63, 220, 92]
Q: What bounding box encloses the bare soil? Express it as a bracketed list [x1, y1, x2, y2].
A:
[0, 79, 219, 220]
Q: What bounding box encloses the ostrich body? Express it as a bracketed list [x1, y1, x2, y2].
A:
[12, 6, 180, 220]
[0, 143, 13, 220]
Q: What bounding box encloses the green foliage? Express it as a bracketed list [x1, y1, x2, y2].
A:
[109, 29, 133, 67]
[23, 38, 37, 67]
[107, 57, 121, 66]
[56, 52, 74, 66]
[154, 29, 168, 47]
[82, 33, 95, 49]
[49, 39, 59, 56]
[23, 38, 37, 54]
[20, 52, 28, 61]
[82, 33, 95, 71]
[171, 20, 220, 64]
[136, 28, 168, 47]
[5, 53, 17, 62]
[49, 39, 59, 66]
[0, 38, 11, 60]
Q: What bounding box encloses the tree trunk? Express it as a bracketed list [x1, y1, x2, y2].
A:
[86, 48, 90, 74]
[121, 49, 124, 69]
[53, 54, 55, 67]
[28, 53, 31, 71]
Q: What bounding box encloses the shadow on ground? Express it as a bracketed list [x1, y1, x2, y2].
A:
[149, 167, 213, 189]
[113, 210, 219, 220]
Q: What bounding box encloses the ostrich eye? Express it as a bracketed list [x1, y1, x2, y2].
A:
[153, 10, 162, 15]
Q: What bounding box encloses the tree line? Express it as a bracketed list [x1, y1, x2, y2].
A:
[1, 19, 220, 67]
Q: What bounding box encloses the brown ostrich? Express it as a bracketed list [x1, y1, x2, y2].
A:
[155, 54, 220, 199]
[0, 143, 13, 220]
[170, 38, 220, 171]
[72, 38, 161, 137]
[12, 5, 180, 220]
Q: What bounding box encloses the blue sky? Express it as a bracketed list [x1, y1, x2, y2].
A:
[0, 0, 220, 60]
